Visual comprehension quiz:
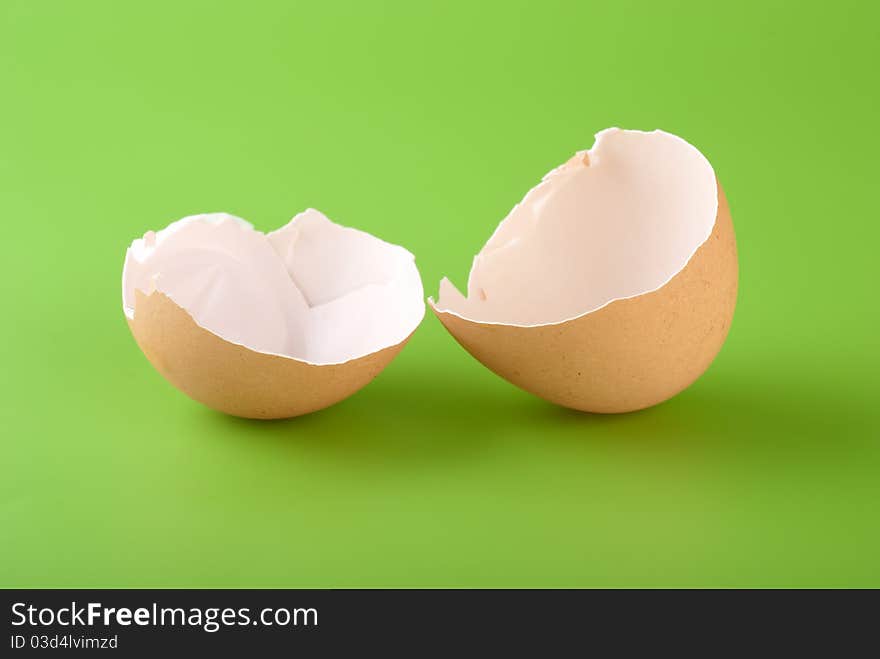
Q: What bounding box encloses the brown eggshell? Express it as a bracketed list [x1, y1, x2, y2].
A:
[431, 183, 737, 413]
[128, 289, 410, 419]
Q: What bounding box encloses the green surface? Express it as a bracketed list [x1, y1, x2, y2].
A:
[1, 0, 878, 588]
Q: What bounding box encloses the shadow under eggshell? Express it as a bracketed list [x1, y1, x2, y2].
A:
[432, 183, 738, 414]
[128, 289, 410, 419]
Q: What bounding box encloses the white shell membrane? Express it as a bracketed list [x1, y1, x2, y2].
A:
[434, 128, 718, 326]
[122, 209, 425, 365]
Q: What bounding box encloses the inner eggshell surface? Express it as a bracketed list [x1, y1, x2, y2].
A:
[123, 209, 425, 364]
[434, 128, 718, 325]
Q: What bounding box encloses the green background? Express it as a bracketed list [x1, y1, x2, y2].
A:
[2, 1, 878, 588]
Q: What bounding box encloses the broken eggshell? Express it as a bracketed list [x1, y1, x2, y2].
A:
[430, 128, 738, 413]
[123, 210, 424, 419]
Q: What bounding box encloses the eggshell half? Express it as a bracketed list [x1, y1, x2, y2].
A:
[128, 289, 411, 419]
[123, 210, 424, 418]
[431, 129, 737, 413]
